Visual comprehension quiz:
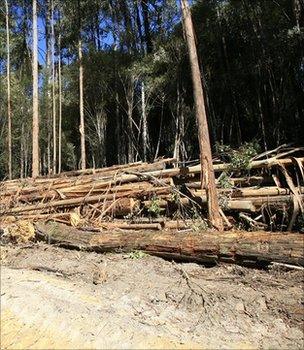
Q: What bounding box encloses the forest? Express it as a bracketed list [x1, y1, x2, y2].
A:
[0, 3, 304, 348]
[0, 0, 303, 180]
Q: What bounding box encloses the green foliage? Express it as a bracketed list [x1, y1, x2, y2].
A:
[217, 172, 233, 189]
[147, 196, 162, 217]
[216, 142, 261, 171]
[0, 0, 303, 180]
[128, 250, 147, 260]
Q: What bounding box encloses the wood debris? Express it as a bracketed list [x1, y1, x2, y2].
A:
[0, 148, 303, 231]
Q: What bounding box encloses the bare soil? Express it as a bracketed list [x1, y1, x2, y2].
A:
[1, 242, 303, 349]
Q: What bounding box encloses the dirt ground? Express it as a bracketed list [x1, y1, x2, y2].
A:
[0, 242, 303, 349]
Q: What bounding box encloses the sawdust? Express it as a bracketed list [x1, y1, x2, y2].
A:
[1, 221, 35, 243]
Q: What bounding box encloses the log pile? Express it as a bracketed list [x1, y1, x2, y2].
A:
[0, 147, 303, 231]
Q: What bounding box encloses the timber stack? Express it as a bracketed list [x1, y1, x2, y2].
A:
[0, 146, 303, 232]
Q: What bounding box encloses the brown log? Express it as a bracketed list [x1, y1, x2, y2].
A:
[9, 180, 172, 203]
[99, 222, 162, 230]
[1, 157, 302, 199]
[192, 186, 304, 198]
[143, 197, 257, 212]
[185, 176, 273, 188]
[4, 194, 139, 216]
[0, 159, 175, 196]
[35, 222, 304, 267]
[143, 194, 304, 212]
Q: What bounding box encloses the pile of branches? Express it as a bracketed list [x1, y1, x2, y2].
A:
[0, 146, 303, 232]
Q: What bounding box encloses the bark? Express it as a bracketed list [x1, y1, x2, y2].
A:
[5, 0, 12, 180]
[143, 194, 304, 213]
[35, 222, 304, 267]
[51, 0, 57, 174]
[126, 75, 135, 163]
[135, 0, 145, 52]
[180, 0, 223, 230]
[32, 0, 40, 178]
[78, 39, 86, 170]
[141, 81, 148, 161]
[141, 0, 153, 53]
[78, 0, 86, 170]
[45, 0, 52, 175]
[58, 18, 62, 173]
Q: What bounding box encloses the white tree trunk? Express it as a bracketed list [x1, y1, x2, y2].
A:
[78, 37, 86, 170]
[141, 81, 148, 161]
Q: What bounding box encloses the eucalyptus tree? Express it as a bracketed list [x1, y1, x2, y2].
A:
[32, 0, 39, 177]
[5, 0, 12, 179]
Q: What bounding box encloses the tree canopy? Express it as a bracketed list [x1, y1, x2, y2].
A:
[0, 0, 303, 179]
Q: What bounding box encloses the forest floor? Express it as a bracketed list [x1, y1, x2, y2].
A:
[0, 242, 303, 349]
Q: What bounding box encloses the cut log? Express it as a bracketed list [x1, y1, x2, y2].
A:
[192, 186, 304, 198]
[35, 222, 304, 267]
[143, 197, 257, 212]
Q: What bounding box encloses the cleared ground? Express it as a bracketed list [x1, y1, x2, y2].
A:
[1, 243, 303, 349]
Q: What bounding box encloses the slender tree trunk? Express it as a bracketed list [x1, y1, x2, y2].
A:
[154, 96, 164, 160]
[135, 0, 144, 52]
[45, 0, 52, 174]
[45, 0, 51, 175]
[78, 37, 86, 170]
[78, 0, 86, 170]
[126, 78, 135, 163]
[141, 0, 153, 53]
[32, 0, 39, 178]
[58, 29, 62, 173]
[5, 0, 12, 180]
[141, 81, 148, 162]
[51, 0, 57, 174]
[180, 0, 223, 230]
[20, 123, 24, 178]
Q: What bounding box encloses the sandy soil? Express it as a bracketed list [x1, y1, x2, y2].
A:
[0, 242, 303, 349]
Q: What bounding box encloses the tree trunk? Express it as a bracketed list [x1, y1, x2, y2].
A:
[35, 222, 304, 267]
[78, 0, 86, 170]
[58, 20, 62, 173]
[51, 0, 57, 174]
[46, 1, 52, 176]
[32, 0, 39, 178]
[126, 76, 135, 163]
[141, 0, 153, 53]
[5, 0, 12, 180]
[180, 0, 223, 230]
[141, 81, 148, 161]
[78, 38, 86, 170]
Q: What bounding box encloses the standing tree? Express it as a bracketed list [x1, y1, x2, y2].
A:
[51, 0, 57, 174]
[180, 0, 223, 230]
[58, 10, 63, 173]
[32, 0, 40, 177]
[5, 0, 12, 179]
[78, 0, 86, 170]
